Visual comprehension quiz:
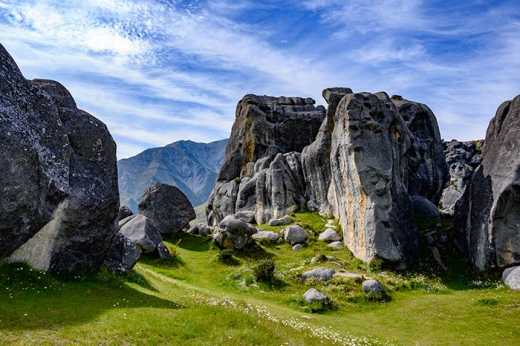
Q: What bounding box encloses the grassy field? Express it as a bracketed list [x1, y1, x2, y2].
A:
[1, 212, 519, 345]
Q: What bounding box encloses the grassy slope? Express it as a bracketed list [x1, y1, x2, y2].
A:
[1, 213, 519, 345]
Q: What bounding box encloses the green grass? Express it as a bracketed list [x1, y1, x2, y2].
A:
[1, 212, 520, 345]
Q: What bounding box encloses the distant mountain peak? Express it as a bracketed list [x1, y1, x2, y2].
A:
[118, 139, 228, 212]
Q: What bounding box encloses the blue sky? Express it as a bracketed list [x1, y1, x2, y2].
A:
[0, 0, 519, 158]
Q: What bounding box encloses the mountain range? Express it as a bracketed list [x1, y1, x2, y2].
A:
[118, 139, 228, 211]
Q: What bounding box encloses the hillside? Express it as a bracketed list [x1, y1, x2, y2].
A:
[118, 139, 227, 211]
[1, 212, 518, 345]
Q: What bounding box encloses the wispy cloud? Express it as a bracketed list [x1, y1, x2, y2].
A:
[0, 0, 518, 158]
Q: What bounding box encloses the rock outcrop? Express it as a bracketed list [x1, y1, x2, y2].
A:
[208, 89, 447, 266]
[303, 91, 447, 263]
[139, 183, 195, 235]
[0, 44, 119, 274]
[457, 95, 520, 271]
[439, 140, 482, 214]
[207, 95, 325, 225]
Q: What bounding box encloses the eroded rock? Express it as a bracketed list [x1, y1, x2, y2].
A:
[457, 95, 520, 270]
[0, 45, 119, 274]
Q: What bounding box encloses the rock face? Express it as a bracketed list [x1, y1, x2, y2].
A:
[139, 183, 195, 235]
[305, 91, 447, 263]
[0, 44, 119, 274]
[104, 233, 141, 274]
[207, 95, 325, 225]
[457, 96, 520, 270]
[439, 140, 482, 214]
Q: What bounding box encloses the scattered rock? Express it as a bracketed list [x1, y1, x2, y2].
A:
[0, 45, 119, 274]
[118, 206, 134, 221]
[234, 210, 256, 224]
[119, 214, 168, 257]
[104, 233, 141, 274]
[283, 225, 308, 245]
[502, 266, 520, 290]
[187, 223, 212, 237]
[362, 279, 386, 298]
[268, 215, 294, 226]
[213, 215, 257, 251]
[318, 229, 340, 242]
[327, 241, 344, 250]
[302, 268, 336, 282]
[303, 288, 330, 305]
[252, 231, 280, 243]
[456, 95, 520, 270]
[139, 183, 196, 235]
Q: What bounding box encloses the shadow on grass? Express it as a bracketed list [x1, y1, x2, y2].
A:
[0, 263, 181, 331]
[173, 233, 212, 252]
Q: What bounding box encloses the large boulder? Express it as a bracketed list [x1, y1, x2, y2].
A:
[212, 215, 257, 251]
[283, 225, 308, 245]
[139, 183, 195, 235]
[302, 268, 336, 282]
[457, 95, 520, 270]
[439, 140, 482, 214]
[207, 95, 325, 225]
[119, 214, 170, 259]
[0, 45, 119, 274]
[302, 90, 447, 264]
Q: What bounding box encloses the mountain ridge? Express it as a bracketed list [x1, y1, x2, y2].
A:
[118, 139, 228, 211]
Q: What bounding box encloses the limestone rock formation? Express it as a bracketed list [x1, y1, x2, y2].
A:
[0, 44, 119, 274]
[139, 183, 195, 235]
[457, 95, 520, 270]
[439, 140, 482, 214]
[502, 266, 520, 290]
[318, 91, 447, 263]
[207, 95, 325, 225]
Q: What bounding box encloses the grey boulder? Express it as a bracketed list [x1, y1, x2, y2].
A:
[213, 215, 257, 250]
[268, 215, 293, 226]
[187, 223, 212, 237]
[303, 288, 330, 305]
[302, 268, 336, 282]
[283, 225, 308, 245]
[119, 215, 170, 259]
[362, 279, 385, 295]
[318, 229, 340, 242]
[328, 241, 344, 250]
[252, 231, 280, 243]
[139, 183, 195, 235]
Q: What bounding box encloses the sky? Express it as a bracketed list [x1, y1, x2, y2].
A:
[0, 0, 519, 159]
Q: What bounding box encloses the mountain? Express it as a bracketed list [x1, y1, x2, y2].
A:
[118, 139, 228, 211]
